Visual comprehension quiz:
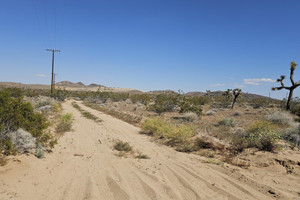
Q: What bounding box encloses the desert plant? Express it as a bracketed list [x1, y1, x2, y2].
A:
[182, 112, 198, 122]
[230, 121, 280, 152]
[267, 111, 294, 125]
[141, 118, 195, 146]
[113, 140, 133, 152]
[272, 61, 300, 110]
[149, 94, 179, 114]
[135, 153, 150, 159]
[0, 90, 49, 144]
[279, 124, 300, 147]
[55, 113, 73, 133]
[218, 118, 235, 127]
[179, 98, 202, 116]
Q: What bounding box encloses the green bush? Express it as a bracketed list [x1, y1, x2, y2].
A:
[230, 121, 280, 152]
[149, 94, 179, 114]
[129, 94, 151, 105]
[0, 90, 49, 142]
[179, 98, 202, 116]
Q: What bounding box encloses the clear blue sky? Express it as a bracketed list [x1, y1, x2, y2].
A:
[1, 0, 300, 99]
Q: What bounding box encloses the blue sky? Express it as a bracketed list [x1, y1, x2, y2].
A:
[1, 0, 300, 99]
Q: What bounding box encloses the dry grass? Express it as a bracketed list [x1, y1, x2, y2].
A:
[72, 102, 102, 122]
[84, 102, 141, 125]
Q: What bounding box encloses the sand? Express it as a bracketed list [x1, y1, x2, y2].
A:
[0, 101, 299, 200]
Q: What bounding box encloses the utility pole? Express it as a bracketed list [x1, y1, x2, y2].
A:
[46, 49, 60, 95]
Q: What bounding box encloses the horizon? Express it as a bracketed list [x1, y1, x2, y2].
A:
[1, 0, 300, 100]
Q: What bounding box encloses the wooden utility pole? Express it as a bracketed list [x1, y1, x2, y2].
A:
[46, 49, 60, 95]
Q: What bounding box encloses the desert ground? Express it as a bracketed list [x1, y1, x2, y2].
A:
[1, 100, 300, 200]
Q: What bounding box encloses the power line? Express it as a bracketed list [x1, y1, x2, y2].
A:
[46, 49, 60, 95]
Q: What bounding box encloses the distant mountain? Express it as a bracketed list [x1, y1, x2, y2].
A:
[186, 91, 275, 100]
[147, 90, 178, 95]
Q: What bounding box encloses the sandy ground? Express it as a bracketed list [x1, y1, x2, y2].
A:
[0, 101, 299, 200]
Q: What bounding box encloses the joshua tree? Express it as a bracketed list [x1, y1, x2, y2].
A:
[223, 89, 232, 98]
[272, 61, 299, 110]
[231, 88, 241, 109]
[206, 90, 211, 96]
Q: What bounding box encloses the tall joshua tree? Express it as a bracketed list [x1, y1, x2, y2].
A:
[231, 88, 241, 109]
[272, 61, 299, 110]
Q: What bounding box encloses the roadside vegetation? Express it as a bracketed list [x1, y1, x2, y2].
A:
[1, 84, 300, 168]
[0, 88, 60, 163]
[72, 102, 102, 122]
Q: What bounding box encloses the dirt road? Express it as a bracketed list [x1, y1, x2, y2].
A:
[0, 101, 298, 200]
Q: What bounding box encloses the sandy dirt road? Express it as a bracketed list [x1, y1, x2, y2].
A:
[0, 100, 299, 200]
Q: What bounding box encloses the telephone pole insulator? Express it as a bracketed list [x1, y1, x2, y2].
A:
[46, 49, 60, 96]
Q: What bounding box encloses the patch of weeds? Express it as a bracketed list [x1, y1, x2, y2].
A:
[113, 140, 133, 152]
[141, 118, 196, 146]
[55, 113, 73, 133]
[135, 153, 150, 159]
[84, 102, 141, 125]
[218, 118, 235, 127]
[198, 149, 215, 158]
[176, 142, 197, 153]
[72, 102, 102, 122]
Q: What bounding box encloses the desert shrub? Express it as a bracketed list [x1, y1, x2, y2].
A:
[35, 146, 44, 158]
[279, 124, 300, 147]
[55, 113, 73, 133]
[35, 100, 51, 109]
[110, 93, 129, 102]
[232, 111, 242, 116]
[129, 94, 151, 105]
[141, 118, 195, 146]
[267, 111, 294, 125]
[53, 89, 69, 101]
[218, 118, 235, 127]
[230, 121, 280, 152]
[0, 139, 16, 156]
[179, 98, 202, 116]
[113, 140, 132, 152]
[182, 112, 198, 122]
[0, 90, 49, 143]
[194, 137, 225, 151]
[206, 110, 216, 115]
[135, 153, 150, 159]
[247, 98, 280, 109]
[149, 94, 179, 114]
[7, 129, 36, 154]
[176, 142, 197, 152]
[211, 96, 232, 108]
